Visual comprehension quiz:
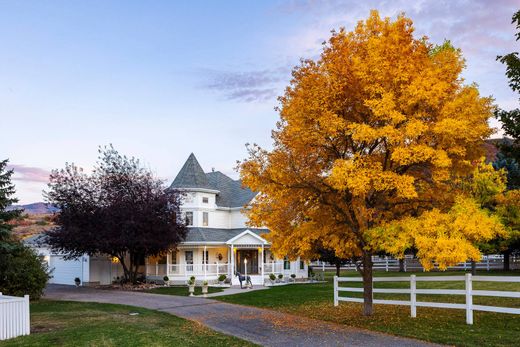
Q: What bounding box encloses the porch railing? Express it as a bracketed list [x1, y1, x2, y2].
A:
[145, 263, 230, 277]
[263, 262, 286, 274]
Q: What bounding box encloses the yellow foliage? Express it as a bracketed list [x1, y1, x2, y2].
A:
[371, 197, 506, 270]
[239, 11, 496, 268]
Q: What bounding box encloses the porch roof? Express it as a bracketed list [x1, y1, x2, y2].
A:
[183, 227, 269, 244]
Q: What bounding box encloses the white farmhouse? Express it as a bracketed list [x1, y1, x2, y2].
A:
[28, 154, 308, 286]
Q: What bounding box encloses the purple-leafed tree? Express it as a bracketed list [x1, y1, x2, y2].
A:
[45, 145, 187, 283]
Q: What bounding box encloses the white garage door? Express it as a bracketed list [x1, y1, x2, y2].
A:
[49, 255, 83, 285]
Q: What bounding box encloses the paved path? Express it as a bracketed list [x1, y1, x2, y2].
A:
[44, 285, 440, 347]
[205, 285, 269, 297]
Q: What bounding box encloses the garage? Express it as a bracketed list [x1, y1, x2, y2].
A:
[48, 255, 85, 285]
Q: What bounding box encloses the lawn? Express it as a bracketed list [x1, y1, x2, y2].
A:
[0, 300, 254, 347]
[216, 270, 520, 347]
[145, 286, 224, 296]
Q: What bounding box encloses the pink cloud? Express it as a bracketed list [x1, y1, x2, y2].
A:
[7, 164, 50, 183]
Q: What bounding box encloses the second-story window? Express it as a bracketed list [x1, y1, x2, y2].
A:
[203, 212, 209, 226]
[185, 212, 193, 226]
[202, 197, 209, 203]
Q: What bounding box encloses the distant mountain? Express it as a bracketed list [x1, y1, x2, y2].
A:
[7, 202, 59, 215]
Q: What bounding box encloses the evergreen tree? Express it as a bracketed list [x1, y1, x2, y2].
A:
[0, 159, 49, 298]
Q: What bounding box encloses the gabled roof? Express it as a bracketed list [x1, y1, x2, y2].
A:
[226, 229, 268, 245]
[170, 154, 257, 208]
[183, 227, 269, 243]
[169, 153, 213, 190]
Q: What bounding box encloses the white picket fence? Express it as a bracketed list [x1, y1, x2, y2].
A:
[334, 274, 520, 324]
[0, 293, 30, 340]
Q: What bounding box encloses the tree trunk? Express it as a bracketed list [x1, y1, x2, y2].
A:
[471, 260, 477, 276]
[361, 252, 373, 316]
[503, 250, 511, 271]
[336, 262, 341, 277]
[399, 258, 405, 272]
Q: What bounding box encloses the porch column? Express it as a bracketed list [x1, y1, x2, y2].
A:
[261, 244, 264, 279]
[166, 250, 170, 276]
[204, 245, 207, 280]
[230, 245, 234, 276]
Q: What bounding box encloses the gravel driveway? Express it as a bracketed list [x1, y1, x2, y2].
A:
[44, 285, 441, 347]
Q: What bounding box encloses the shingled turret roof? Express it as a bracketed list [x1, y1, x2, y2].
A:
[169, 153, 213, 190]
[170, 153, 257, 208]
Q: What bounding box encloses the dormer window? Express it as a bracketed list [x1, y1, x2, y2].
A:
[203, 212, 209, 226]
[202, 197, 209, 204]
[185, 212, 193, 226]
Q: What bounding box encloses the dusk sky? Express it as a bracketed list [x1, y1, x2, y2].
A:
[1, 0, 518, 204]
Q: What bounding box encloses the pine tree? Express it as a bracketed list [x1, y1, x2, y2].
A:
[0, 159, 22, 245]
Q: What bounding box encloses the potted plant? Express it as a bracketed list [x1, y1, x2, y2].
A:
[277, 274, 284, 283]
[202, 280, 209, 297]
[269, 273, 276, 284]
[163, 275, 169, 286]
[218, 274, 227, 285]
[188, 276, 196, 296]
[290, 274, 296, 282]
[74, 277, 81, 287]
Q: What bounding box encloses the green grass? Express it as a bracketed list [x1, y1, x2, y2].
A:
[0, 300, 254, 347]
[145, 286, 224, 296]
[216, 270, 520, 347]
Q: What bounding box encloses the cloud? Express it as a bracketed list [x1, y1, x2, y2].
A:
[202, 67, 291, 103]
[7, 164, 50, 183]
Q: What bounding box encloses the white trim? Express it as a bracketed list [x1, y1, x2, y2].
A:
[226, 229, 268, 245]
[174, 188, 220, 194]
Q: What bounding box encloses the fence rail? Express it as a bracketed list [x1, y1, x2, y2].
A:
[333, 274, 520, 324]
[312, 254, 519, 272]
[0, 293, 30, 341]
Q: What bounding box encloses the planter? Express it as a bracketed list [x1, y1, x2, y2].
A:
[202, 285, 208, 297]
[188, 285, 195, 297]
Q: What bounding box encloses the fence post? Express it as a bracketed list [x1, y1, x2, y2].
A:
[404, 258, 407, 272]
[334, 276, 339, 306]
[465, 273, 473, 324]
[410, 275, 416, 318]
[385, 257, 389, 272]
[24, 295, 30, 335]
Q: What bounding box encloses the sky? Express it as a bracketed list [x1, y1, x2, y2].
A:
[0, 0, 518, 204]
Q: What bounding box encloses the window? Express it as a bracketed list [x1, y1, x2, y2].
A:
[202, 250, 209, 264]
[300, 260, 305, 270]
[202, 197, 209, 203]
[203, 212, 209, 226]
[284, 257, 291, 270]
[171, 251, 177, 265]
[185, 212, 193, 226]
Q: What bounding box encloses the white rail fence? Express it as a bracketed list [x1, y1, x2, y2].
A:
[313, 254, 518, 272]
[333, 274, 520, 324]
[0, 293, 30, 341]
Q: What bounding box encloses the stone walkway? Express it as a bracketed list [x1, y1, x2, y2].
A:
[44, 285, 441, 347]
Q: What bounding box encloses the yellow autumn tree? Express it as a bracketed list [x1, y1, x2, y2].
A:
[239, 11, 498, 315]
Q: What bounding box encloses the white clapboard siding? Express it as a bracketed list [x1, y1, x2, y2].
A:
[334, 274, 520, 325]
[0, 293, 30, 341]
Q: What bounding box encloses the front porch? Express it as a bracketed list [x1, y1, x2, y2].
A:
[145, 230, 307, 285]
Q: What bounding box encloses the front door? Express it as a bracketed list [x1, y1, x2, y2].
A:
[236, 249, 258, 275]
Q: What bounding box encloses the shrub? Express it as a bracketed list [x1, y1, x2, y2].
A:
[278, 274, 283, 279]
[0, 245, 50, 299]
[290, 274, 296, 279]
[163, 275, 169, 282]
[218, 274, 227, 282]
[203, 280, 208, 286]
[269, 273, 276, 281]
[190, 275, 195, 282]
[74, 277, 81, 284]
